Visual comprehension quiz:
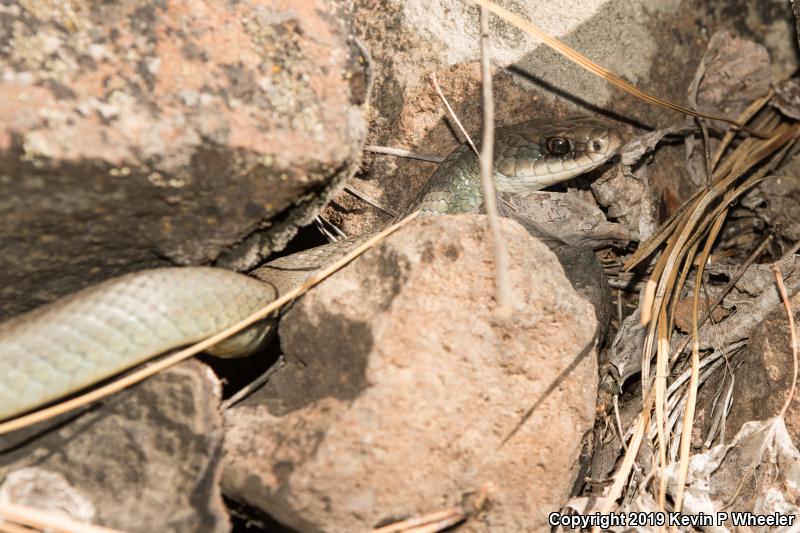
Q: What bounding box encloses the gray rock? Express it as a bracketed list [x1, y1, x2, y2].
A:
[0, 361, 229, 533]
[0, 0, 369, 320]
[499, 191, 632, 250]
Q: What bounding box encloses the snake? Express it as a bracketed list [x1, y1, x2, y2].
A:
[0, 116, 621, 421]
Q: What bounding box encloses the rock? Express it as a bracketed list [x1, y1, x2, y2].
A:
[0, 467, 96, 523]
[0, 0, 369, 320]
[672, 295, 731, 334]
[724, 289, 800, 444]
[498, 191, 632, 251]
[740, 169, 800, 249]
[0, 361, 229, 532]
[688, 30, 772, 131]
[593, 160, 658, 242]
[326, 0, 797, 238]
[665, 259, 800, 453]
[222, 215, 598, 531]
[682, 30, 772, 196]
[543, 243, 612, 344]
[495, 192, 615, 341]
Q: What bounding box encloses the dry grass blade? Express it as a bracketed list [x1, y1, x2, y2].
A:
[428, 73, 479, 156]
[655, 310, 669, 510]
[370, 508, 465, 533]
[592, 386, 654, 533]
[673, 172, 776, 279]
[0, 212, 419, 436]
[478, 5, 512, 310]
[343, 185, 398, 217]
[0, 523, 31, 533]
[671, 215, 722, 519]
[467, 0, 765, 136]
[626, 98, 777, 273]
[635, 117, 797, 328]
[625, 195, 701, 278]
[773, 267, 798, 419]
[644, 118, 795, 513]
[364, 145, 445, 164]
[598, 99, 799, 516]
[639, 131, 789, 324]
[0, 501, 121, 533]
[671, 234, 773, 360]
[709, 89, 774, 171]
[426, 21, 512, 310]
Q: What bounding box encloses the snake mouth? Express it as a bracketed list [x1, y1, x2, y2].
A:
[512, 155, 612, 191]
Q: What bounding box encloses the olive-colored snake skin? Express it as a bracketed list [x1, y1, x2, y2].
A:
[0, 117, 621, 420]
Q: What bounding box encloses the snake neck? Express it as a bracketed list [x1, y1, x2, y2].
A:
[402, 144, 483, 217]
[401, 141, 550, 217]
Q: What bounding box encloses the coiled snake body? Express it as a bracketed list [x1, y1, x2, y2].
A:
[0, 117, 621, 420]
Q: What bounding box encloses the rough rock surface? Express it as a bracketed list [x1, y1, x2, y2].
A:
[0, 361, 228, 533]
[495, 195, 613, 342]
[0, 0, 370, 320]
[724, 290, 800, 444]
[223, 215, 599, 532]
[0, 467, 97, 523]
[741, 169, 800, 251]
[498, 191, 632, 251]
[327, 0, 797, 237]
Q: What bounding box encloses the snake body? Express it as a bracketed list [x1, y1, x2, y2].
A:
[0, 117, 620, 420]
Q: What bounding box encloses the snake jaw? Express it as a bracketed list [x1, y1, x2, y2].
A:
[495, 117, 622, 193]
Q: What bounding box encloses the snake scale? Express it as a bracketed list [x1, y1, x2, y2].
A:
[0, 117, 621, 421]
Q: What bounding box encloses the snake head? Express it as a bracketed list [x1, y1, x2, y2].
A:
[495, 116, 622, 193]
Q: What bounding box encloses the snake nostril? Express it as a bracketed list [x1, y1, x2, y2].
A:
[591, 140, 603, 152]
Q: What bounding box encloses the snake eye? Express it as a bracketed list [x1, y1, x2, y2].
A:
[545, 136, 571, 156]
